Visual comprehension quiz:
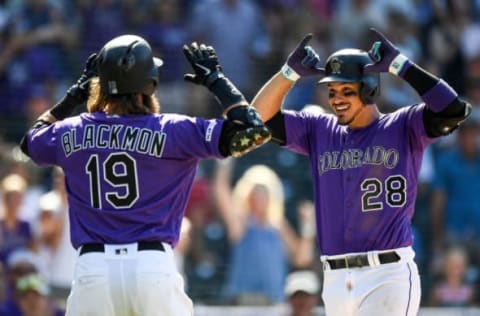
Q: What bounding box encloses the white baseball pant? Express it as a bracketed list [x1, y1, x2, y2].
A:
[65, 242, 193, 316]
[321, 246, 421, 316]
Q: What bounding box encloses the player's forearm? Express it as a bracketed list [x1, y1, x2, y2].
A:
[251, 72, 295, 122]
[400, 62, 461, 113]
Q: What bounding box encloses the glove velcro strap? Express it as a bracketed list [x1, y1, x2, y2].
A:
[388, 54, 409, 76]
[281, 64, 300, 82]
[222, 102, 250, 119]
[209, 76, 247, 110]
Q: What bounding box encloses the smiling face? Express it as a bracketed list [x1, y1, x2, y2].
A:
[327, 82, 364, 125]
[327, 82, 379, 128]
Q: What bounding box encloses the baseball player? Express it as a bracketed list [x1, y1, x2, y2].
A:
[251, 28, 472, 315]
[19, 34, 270, 316]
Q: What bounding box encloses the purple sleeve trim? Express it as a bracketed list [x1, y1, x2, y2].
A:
[420, 80, 458, 113]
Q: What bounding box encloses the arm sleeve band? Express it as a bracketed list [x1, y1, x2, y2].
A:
[402, 63, 457, 113]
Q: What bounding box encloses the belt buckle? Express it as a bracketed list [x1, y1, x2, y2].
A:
[345, 255, 364, 268]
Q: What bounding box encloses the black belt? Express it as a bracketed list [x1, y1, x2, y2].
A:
[326, 251, 400, 270]
[79, 241, 165, 256]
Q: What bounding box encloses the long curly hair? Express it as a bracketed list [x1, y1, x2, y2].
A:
[86, 78, 160, 115]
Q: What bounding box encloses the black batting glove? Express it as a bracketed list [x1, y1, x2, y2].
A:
[50, 53, 98, 120]
[183, 42, 222, 88]
[183, 42, 247, 109]
[67, 53, 98, 101]
[183, 42, 271, 157]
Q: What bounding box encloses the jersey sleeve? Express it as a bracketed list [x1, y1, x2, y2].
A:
[282, 109, 329, 156]
[164, 116, 225, 160]
[25, 123, 60, 166]
[405, 103, 437, 150]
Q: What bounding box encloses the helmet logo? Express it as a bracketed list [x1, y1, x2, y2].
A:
[330, 57, 343, 74]
[108, 81, 118, 94]
[118, 53, 136, 72]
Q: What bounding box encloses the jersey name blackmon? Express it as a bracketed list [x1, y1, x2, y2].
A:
[317, 146, 399, 175]
[61, 124, 167, 158]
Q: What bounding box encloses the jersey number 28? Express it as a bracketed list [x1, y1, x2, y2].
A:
[360, 175, 406, 212]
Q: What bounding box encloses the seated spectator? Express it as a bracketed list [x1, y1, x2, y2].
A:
[429, 246, 476, 307]
[284, 270, 320, 316]
[213, 159, 316, 304]
[0, 249, 39, 316]
[15, 273, 64, 316]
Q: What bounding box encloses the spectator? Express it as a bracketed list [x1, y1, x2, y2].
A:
[0, 174, 35, 265]
[0, 249, 39, 316]
[138, 0, 190, 114]
[284, 270, 320, 316]
[429, 246, 476, 307]
[431, 119, 480, 267]
[34, 168, 75, 307]
[213, 159, 316, 304]
[188, 0, 272, 101]
[183, 174, 230, 304]
[15, 273, 64, 316]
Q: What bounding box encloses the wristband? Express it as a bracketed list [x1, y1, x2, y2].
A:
[281, 64, 300, 82]
[388, 54, 409, 76]
[209, 76, 247, 110]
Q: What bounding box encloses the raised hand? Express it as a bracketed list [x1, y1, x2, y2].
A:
[67, 53, 98, 101]
[364, 28, 410, 76]
[282, 34, 325, 81]
[182, 42, 223, 88]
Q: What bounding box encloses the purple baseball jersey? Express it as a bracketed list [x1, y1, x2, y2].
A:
[26, 112, 225, 249]
[283, 104, 436, 255]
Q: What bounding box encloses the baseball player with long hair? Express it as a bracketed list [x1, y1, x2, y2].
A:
[19, 34, 270, 316]
[251, 28, 472, 315]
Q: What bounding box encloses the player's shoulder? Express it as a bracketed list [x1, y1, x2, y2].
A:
[284, 104, 334, 121]
[382, 103, 425, 122]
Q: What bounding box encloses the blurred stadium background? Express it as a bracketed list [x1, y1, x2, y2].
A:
[0, 0, 480, 314]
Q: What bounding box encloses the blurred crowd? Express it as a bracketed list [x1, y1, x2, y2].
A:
[0, 0, 480, 314]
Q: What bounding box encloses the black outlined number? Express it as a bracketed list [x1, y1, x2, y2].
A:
[385, 175, 406, 207]
[86, 153, 139, 209]
[361, 175, 407, 211]
[361, 179, 382, 211]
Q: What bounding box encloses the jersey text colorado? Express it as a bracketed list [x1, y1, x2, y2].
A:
[317, 146, 399, 175]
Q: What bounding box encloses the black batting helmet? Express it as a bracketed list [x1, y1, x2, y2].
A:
[319, 49, 379, 104]
[97, 34, 163, 95]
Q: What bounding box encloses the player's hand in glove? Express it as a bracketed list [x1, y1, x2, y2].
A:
[183, 42, 223, 88]
[66, 53, 98, 101]
[363, 28, 412, 77]
[281, 34, 325, 82]
[183, 42, 271, 157]
[50, 53, 98, 120]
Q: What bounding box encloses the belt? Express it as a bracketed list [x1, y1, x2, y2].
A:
[325, 251, 400, 270]
[79, 241, 165, 256]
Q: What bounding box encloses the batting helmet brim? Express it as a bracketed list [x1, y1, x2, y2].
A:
[318, 75, 361, 84]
